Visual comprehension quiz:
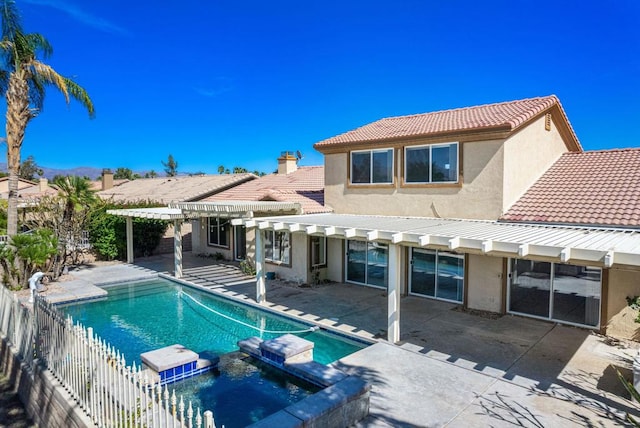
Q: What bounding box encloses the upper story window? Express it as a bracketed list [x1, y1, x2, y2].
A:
[208, 217, 230, 247]
[405, 142, 458, 184]
[350, 148, 394, 185]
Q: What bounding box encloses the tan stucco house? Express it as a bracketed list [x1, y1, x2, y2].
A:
[108, 95, 640, 342]
[235, 95, 640, 342]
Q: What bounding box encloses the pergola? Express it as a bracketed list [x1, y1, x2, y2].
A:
[107, 201, 302, 278]
[232, 213, 640, 343]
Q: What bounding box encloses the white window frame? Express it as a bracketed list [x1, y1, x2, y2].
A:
[208, 217, 230, 248]
[506, 259, 602, 329]
[350, 148, 394, 185]
[310, 235, 327, 268]
[408, 248, 464, 303]
[265, 230, 291, 265]
[404, 142, 459, 184]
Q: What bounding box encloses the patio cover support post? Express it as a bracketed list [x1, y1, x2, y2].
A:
[255, 229, 266, 303]
[387, 243, 401, 344]
[174, 220, 182, 279]
[126, 217, 134, 264]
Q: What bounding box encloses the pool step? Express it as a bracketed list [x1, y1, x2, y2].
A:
[140, 344, 219, 386]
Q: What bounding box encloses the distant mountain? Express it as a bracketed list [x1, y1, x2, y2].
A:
[0, 162, 103, 180]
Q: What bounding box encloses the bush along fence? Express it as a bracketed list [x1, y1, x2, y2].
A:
[0, 286, 219, 428]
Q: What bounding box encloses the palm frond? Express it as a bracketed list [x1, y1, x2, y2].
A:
[616, 368, 640, 402]
[29, 61, 94, 118]
[24, 32, 52, 59]
[30, 61, 69, 102]
[12, 29, 36, 70]
[0, 38, 11, 51]
[27, 73, 45, 110]
[0, 0, 22, 41]
[62, 77, 95, 118]
[0, 68, 8, 92]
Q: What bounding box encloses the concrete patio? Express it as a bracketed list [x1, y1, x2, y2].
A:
[61, 253, 639, 426]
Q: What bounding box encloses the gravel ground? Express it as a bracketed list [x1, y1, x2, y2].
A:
[0, 375, 35, 428]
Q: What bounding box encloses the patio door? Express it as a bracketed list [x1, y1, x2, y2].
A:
[409, 248, 464, 303]
[508, 259, 601, 328]
[234, 226, 246, 261]
[346, 240, 388, 288]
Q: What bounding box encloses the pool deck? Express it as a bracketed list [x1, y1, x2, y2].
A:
[42, 254, 640, 427]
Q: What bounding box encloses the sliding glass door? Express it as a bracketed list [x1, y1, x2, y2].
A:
[508, 259, 601, 327]
[346, 240, 388, 288]
[410, 248, 464, 303]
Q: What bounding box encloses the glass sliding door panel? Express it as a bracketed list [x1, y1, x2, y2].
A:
[410, 249, 436, 297]
[509, 259, 551, 318]
[234, 226, 246, 260]
[436, 253, 464, 302]
[346, 240, 367, 284]
[552, 265, 601, 327]
[366, 242, 388, 288]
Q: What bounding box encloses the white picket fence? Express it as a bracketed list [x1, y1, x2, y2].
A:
[0, 286, 219, 427]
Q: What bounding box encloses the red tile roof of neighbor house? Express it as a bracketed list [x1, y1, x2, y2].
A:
[501, 148, 640, 228]
[314, 95, 581, 150]
[204, 166, 330, 214]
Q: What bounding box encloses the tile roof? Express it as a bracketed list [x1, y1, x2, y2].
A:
[204, 166, 330, 214]
[89, 178, 129, 192]
[0, 177, 58, 200]
[314, 95, 580, 150]
[96, 174, 256, 204]
[501, 149, 640, 228]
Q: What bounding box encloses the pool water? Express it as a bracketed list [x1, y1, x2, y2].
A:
[61, 278, 366, 427]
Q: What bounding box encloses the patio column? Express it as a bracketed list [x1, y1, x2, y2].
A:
[255, 229, 266, 303]
[126, 217, 134, 264]
[174, 220, 182, 279]
[387, 243, 401, 343]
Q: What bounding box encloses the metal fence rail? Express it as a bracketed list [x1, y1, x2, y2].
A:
[0, 286, 219, 427]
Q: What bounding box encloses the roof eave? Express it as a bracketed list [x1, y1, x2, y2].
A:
[313, 124, 514, 153]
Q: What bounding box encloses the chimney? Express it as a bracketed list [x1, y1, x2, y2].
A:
[277, 151, 297, 175]
[102, 169, 114, 190]
[39, 177, 48, 193]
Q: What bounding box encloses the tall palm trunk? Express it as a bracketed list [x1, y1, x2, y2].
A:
[5, 72, 32, 236]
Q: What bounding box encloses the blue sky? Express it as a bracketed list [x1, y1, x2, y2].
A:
[5, 0, 640, 174]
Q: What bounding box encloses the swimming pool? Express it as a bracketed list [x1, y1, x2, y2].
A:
[60, 278, 367, 427]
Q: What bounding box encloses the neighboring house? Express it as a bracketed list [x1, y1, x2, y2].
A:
[238, 95, 640, 341]
[177, 152, 328, 284]
[97, 171, 257, 254]
[0, 177, 58, 204]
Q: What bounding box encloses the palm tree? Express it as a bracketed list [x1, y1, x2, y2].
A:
[0, 0, 94, 236]
[51, 175, 95, 276]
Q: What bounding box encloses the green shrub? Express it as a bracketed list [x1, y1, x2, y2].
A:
[0, 200, 7, 234]
[0, 228, 58, 290]
[88, 201, 169, 260]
